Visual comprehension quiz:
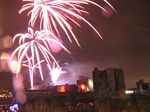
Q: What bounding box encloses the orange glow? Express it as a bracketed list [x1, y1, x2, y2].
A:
[1, 52, 10, 60]
[0, 52, 10, 72]
[58, 85, 66, 92]
[81, 85, 85, 89]
[3, 35, 13, 48]
[80, 84, 87, 92]
[10, 60, 21, 73]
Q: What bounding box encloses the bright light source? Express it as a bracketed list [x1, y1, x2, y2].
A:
[125, 90, 134, 94]
[51, 68, 61, 84]
[81, 85, 85, 89]
[10, 60, 21, 73]
[1, 52, 10, 60]
[88, 79, 93, 87]
[87, 79, 93, 92]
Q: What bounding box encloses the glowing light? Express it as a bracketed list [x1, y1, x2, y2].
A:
[58, 85, 66, 92]
[51, 67, 61, 84]
[88, 79, 93, 86]
[48, 62, 67, 84]
[79, 84, 87, 92]
[3, 35, 13, 48]
[1, 52, 10, 60]
[87, 79, 93, 91]
[50, 37, 63, 53]
[125, 90, 134, 94]
[0, 52, 10, 72]
[10, 60, 21, 74]
[9, 104, 19, 111]
[19, 0, 115, 46]
[81, 85, 85, 89]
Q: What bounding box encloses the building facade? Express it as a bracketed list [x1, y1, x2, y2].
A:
[17, 76, 94, 111]
[77, 76, 94, 92]
[93, 67, 125, 112]
[136, 79, 150, 95]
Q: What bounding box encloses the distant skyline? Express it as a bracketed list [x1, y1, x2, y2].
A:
[0, 0, 150, 89]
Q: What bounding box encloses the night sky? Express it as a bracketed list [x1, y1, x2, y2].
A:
[0, 0, 150, 89]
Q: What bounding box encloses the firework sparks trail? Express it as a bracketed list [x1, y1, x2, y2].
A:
[47, 62, 67, 85]
[22, 55, 45, 89]
[10, 27, 70, 87]
[19, 0, 116, 46]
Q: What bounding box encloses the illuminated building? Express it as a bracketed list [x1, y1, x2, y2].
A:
[77, 76, 88, 92]
[87, 79, 94, 92]
[0, 89, 13, 106]
[48, 84, 78, 93]
[93, 67, 125, 112]
[77, 76, 94, 92]
[18, 77, 94, 111]
[57, 85, 66, 92]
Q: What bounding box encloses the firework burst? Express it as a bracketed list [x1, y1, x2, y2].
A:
[47, 62, 67, 85]
[10, 27, 70, 88]
[11, 0, 115, 88]
[19, 0, 116, 46]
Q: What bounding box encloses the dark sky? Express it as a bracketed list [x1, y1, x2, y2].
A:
[0, 0, 150, 89]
